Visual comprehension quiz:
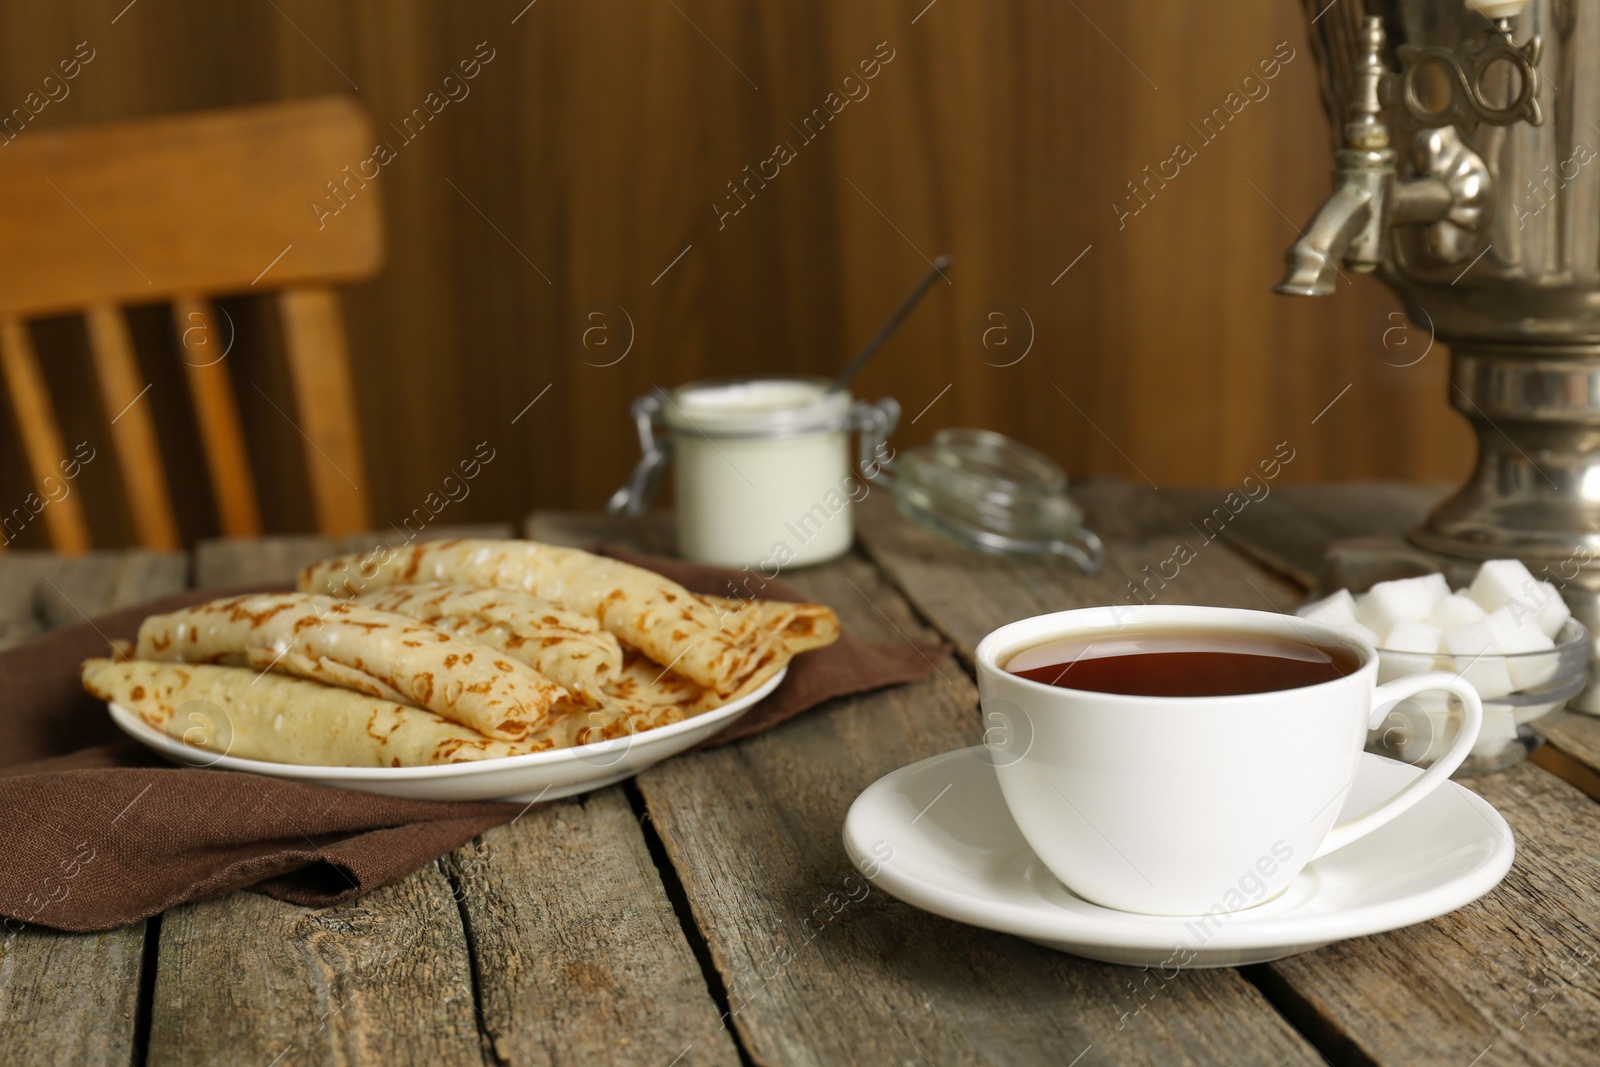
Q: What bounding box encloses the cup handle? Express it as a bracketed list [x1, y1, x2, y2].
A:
[1310, 670, 1483, 860]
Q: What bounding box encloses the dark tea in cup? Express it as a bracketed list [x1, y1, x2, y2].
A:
[1004, 627, 1362, 698]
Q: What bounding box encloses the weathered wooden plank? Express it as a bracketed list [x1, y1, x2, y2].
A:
[445, 789, 740, 1067]
[1260, 762, 1600, 1067]
[851, 487, 1303, 671]
[32, 550, 191, 634]
[1072, 478, 1211, 542]
[858, 482, 1600, 1067]
[1159, 483, 1447, 590]
[193, 534, 339, 589]
[531, 512, 1324, 1067]
[0, 549, 188, 1066]
[0, 549, 188, 649]
[148, 868, 484, 1067]
[0, 925, 147, 1066]
[192, 523, 514, 588]
[0, 553, 43, 650]
[1530, 712, 1600, 799]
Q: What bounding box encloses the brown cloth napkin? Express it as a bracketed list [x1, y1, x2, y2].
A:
[0, 549, 949, 932]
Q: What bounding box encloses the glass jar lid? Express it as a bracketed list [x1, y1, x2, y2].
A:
[892, 428, 1104, 573]
[662, 377, 853, 439]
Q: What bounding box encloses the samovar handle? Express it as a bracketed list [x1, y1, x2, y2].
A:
[1274, 12, 1542, 295]
[1396, 8, 1543, 130]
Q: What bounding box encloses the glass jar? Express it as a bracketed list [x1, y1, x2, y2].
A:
[609, 377, 898, 568]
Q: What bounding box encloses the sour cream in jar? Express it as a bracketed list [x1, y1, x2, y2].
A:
[665, 378, 861, 569]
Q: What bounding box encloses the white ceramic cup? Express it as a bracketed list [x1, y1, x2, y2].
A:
[975, 604, 1484, 916]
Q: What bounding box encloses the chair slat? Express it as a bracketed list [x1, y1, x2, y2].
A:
[0, 97, 382, 316]
[278, 287, 371, 535]
[0, 317, 92, 553]
[172, 298, 262, 537]
[85, 304, 180, 550]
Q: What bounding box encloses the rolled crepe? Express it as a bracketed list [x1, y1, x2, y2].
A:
[598, 649, 704, 731]
[300, 540, 765, 693]
[82, 658, 617, 766]
[351, 583, 623, 701]
[701, 594, 841, 667]
[133, 593, 569, 742]
[601, 596, 840, 722]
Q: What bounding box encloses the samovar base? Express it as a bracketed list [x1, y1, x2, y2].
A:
[1411, 341, 1600, 555]
[1397, 343, 1600, 710]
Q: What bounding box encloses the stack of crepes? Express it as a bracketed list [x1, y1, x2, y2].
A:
[79, 539, 840, 768]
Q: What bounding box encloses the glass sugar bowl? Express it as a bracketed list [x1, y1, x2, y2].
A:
[1368, 619, 1588, 775]
[608, 377, 898, 568]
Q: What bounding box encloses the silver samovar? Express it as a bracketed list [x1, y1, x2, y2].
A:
[1280, 0, 1600, 705]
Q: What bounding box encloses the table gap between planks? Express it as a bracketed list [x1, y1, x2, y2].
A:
[0, 483, 1590, 1065]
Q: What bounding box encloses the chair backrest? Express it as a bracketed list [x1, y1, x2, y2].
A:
[0, 95, 383, 552]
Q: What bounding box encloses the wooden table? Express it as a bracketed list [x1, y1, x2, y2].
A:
[4, 482, 1600, 1066]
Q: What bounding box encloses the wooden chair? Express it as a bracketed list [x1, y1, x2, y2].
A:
[0, 96, 383, 553]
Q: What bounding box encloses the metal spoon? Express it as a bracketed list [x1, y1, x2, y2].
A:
[829, 254, 951, 393]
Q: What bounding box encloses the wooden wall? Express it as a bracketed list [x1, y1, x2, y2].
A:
[0, 0, 1472, 548]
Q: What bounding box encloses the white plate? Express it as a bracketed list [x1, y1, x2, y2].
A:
[108, 667, 784, 803]
[843, 746, 1514, 968]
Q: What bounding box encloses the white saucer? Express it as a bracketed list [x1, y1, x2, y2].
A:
[843, 746, 1514, 968]
[107, 667, 783, 803]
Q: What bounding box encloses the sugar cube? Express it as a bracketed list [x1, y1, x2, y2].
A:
[1488, 576, 1569, 640]
[1297, 589, 1358, 624]
[1355, 574, 1451, 635]
[1484, 606, 1555, 654]
[1466, 561, 1570, 637]
[1530, 580, 1571, 638]
[1467, 559, 1537, 613]
[1441, 621, 1516, 699]
[1347, 622, 1382, 649]
[1484, 606, 1560, 690]
[1299, 590, 1381, 647]
[1473, 704, 1519, 760]
[1377, 620, 1443, 684]
[1429, 593, 1487, 631]
[1510, 652, 1561, 691]
[1478, 607, 1555, 694]
[1383, 620, 1445, 654]
[1444, 618, 1499, 656]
